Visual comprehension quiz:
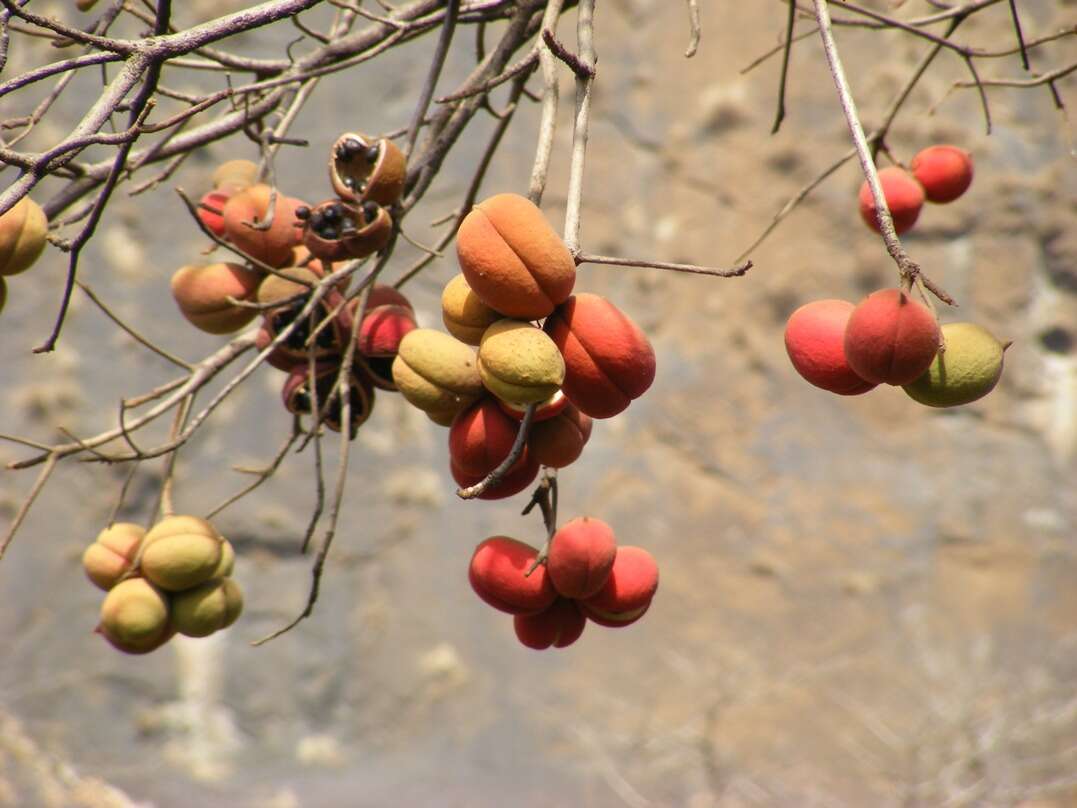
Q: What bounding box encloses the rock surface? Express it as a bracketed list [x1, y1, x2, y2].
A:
[0, 2, 1074, 806]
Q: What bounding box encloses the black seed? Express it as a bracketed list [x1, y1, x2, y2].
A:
[362, 202, 379, 223]
[323, 205, 340, 222]
[343, 177, 355, 189]
[322, 228, 340, 240]
[364, 144, 381, 164]
[338, 137, 362, 161]
[292, 390, 311, 413]
[316, 327, 335, 348]
[294, 206, 310, 220]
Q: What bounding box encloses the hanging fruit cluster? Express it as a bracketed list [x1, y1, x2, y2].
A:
[469, 518, 659, 650]
[83, 516, 243, 654]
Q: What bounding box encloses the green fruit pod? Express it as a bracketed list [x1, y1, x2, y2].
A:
[98, 578, 172, 654]
[391, 329, 485, 423]
[903, 322, 1006, 407]
[171, 578, 244, 638]
[140, 515, 224, 592]
[478, 319, 565, 406]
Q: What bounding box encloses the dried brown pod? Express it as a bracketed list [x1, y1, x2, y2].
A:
[281, 362, 375, 437]
[255, 267, 353, 366]
[329, 133, 406, 207]
[299, 200, 392, 262]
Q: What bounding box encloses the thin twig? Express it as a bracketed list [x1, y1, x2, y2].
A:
[771, 1, 796, 134]
[577, 253, 752, 279]
[810, 0, 953, 305]
[683, 0, 700, 58]
[561, 0, 595, 256]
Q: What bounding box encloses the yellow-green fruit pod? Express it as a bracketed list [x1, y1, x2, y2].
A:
[140, 515, 223, 592]
[213, 539, 235, 578]
[171, 578, 243, 638]
[212, 159, 259, 193]
[903, 322, 1006, 408]
[0, 197, 48, 277]
[392, 329, 485, 418]
[82, 522, 145, 591]
[0, 277, 7, 316]
[441, 273, 502, 346]
[478, 319, 565, 406]
[98, 578, 172, 654]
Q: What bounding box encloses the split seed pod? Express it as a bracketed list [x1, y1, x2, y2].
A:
[0, 196, 48, 277]
[82, 522, 145, 591]
[281, 362, 376, 436]
[329, 133, 406, 207]
[300, 199, 392, 262]
[256, 267, 352, 366]
[391, 329, 485, 424]
[171, 262, 262, 334]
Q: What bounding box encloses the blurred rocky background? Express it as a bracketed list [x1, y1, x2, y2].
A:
[1, 0, 1075, 805]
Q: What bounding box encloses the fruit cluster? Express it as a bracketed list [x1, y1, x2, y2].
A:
[391, 192, 656, 497]
[179, 154, 419, 437]
[858, 144, 973, 235]
[82, 516, 243, 654]
[468, 518, 659, 650]
[0, 196, 49, 315]
[785, 289, 1007, 408]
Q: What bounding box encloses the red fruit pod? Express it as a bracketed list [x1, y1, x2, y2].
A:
[910, 145, 973, 204]
[858, 167, 925, 236]
[527, 404, 593, 468]
[580, 546, 659, 628]
[449, 397, 523, 477]
[222, 184, 307, 267]
[450, 450, 539, 501]
[365, 284, 414, 313]
[784, 299, 877, 395]
[843, 288, 941, 385]
[351, 296, 417, 391]
[544, 293, 656, 419]
[456, 193, 576, 320]
[170, 262, 261, 335]
[197, 190, 231, 237]
[468, 536, 557, 615]
[513, 598, 587, 650]
[546, 516, 617, 599]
